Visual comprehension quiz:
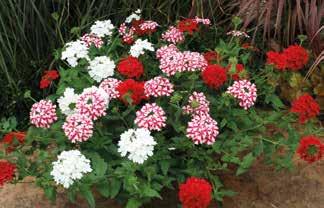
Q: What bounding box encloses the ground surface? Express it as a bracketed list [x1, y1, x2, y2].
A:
[0, 157, 323, 208]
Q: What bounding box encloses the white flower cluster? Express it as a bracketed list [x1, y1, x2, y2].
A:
[50, 150, 92, 188]
[118, 128, 156, 164]
[61, 40, 89, 67]
[90, 19, 115, 37]
[88, 56, 115, 82]
[57, 88, 79, 116]
[129, 39, 154, 57]
[125, 9, 141, 23]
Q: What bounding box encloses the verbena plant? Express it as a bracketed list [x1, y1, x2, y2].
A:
[1, 11, 322, 208]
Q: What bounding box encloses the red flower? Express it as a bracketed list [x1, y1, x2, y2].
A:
[117, 56, 144, 79]
[297, 135, 324, 163]
[40, 70, 59, 89]
[131, 19, 146, 36]
[1, 132, 26, 153]
[116, 79, 147, 105]
[290, 94, 320, 124]
[266, 51, 287, 71]
[283, 45, 309, 71]
[177, 19, 198, 34]
[179, 177, 213, 208]
[226, 64, 245, 80]
[203, 51, 221, 65]
[0, 161, 16, 186]
[201, 64, 227, 89]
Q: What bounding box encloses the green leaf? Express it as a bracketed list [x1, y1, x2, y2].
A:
[109, 179, 121, 198]
[126, 198, 142, 208]
[80, 185, 95, 208]
[236, 153, 255, 175]
[159, 160, 170, 175]
[96, 180, 110, 198]
[88, 153, 107, 177]
[143, 185, 162, 199]
[44, 187, 56, 201]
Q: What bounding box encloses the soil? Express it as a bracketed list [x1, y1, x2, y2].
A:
[1, 157, 323, 208]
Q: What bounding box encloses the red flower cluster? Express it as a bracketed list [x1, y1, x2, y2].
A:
[0, 161, 16, 186]
[131, 19, 146, 36]
[201, 64, 227, 89]
[117, 56, 144, 79]
[266, 45, 308, 71]
[177, 19, 198, 34]
[179, 177, 213, 208]
[226, 64, 245, 80]
[116, 79, 147, 105]
[1, 132, 26, 153]
[297, 135, 324, 163]
[203, 51, 221, 65]
[290, 94, 320, 124]
[40, 70, 59, 89]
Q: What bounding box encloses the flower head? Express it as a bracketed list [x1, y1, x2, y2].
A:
[290, 94, 320, 124]
[183, 92, 210, 116]
[81, 33, 104, 48]
[162, 26, 185, 44]
[61, 40, 89, 67]
[40, 70, 59, 89]
[62, 113, 94, 143]
[88, 56, 115, 82]
[203, 51, 221, 65]
[90, 19, 114, 37]
[118, 128, 157, 164]
[194, 16, 211, 25]
[227, 30, 250, 38]
[76, 86, 109, 120]
[283, 45, 309, 71]
[117, 56, 144, 78]
[0, 161, 16, 186]
[135, 103, 167, 131]
[182, 51, 208, 72]
[50, 150, 92, 188]
[201, 64, 227, 89]
[139, 21, 159, 34]
[57, 87, 79, 116]
[226, 80, 257, 110]
[116, 79, 147, 105]
[99, 78, 122, 99]
[297, 135, 324, 163]
[30, 100, 57, 128]
[186, 113, 219, 145]
[179, 177, 213, 208]
[1, 132, 26, 153]
[177, 19, 198, 34]
[266, 51, 287, 70]
[144, 76, 174, 97]
[129, 39, 154, 57]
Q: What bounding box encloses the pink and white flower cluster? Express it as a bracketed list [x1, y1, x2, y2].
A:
[144, 76, 174, 97]
[162, 26, 185, 44]
[135, 103, 167, 131]
[30, 100, 58, 128]
[226, 79, 257, 110]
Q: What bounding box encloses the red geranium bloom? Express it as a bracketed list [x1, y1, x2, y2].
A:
[179, 177, 213, 208]
[297, 135, 324, 163]
[131, 19, 146, 36]
[203, 51, 221, 65]
[290, 94, 320, 124]
[1, 132, 26, 153]
[283, 45, 309, 71]
[117, 56, 144, 79]
[201, 64, 227, 89]
[226, 64, 245, 80]
[0, 161, 16, 186]
[40, 70, 59, 89]
[266, 51, 287, 71]
[177, 19, 198, 34]
[116, 79, 147, 105]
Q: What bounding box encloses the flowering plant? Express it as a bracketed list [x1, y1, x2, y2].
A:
[1, 12, 322, 207]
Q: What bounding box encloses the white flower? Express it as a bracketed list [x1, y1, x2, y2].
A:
[50, 150, 92, 188]
[90, 19, 115, 37]
[61, 40, 89, 67]
[57, 88, 79, 116]
[125, 9, 141, 23]
[88, 56, 115, 82]
[129, 39, 154, 57]
[118, 128, 157, 164]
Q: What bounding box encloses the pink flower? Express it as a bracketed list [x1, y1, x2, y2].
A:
[118, 23, 135, 45]
[186, 114, 219, 145]
[139, 21, 159, 32]
[99, 78, 122, 99]
[162, 26, 185, 44]
[135, 103, 167, 131]
[182, 51, 208, 72]
[226, 80, 257, 110]
[76, 86, 109, 120]
[156, 44, 179, 59]
[144, 76, 174, 97]
[183, 92, 210, 116]
[30, 100, 57, 128]
[62, 113, 93, 143]
[194, 16, 211, 25]
[81, 33, 103, 48]
[159, 50, 185, 76]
